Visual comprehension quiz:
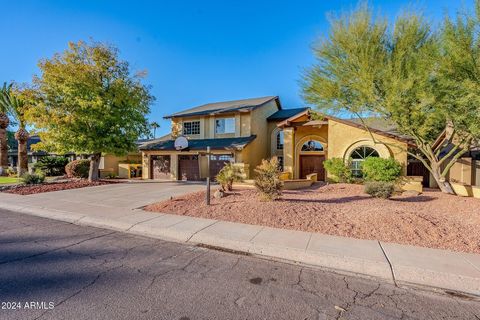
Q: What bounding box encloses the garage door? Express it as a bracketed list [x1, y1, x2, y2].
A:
[178, 155, 200, 181]
[151, 155, 171, 180]
[209, 154, 234, 178]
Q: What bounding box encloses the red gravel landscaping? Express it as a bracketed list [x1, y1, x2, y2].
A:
[2, 179, 122, 195]
[145, 183, 480, 254]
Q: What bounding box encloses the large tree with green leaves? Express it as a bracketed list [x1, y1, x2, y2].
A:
[29, 40, 154, 181]
[302, 3, 480, 194]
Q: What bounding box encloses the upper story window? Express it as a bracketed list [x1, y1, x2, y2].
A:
[183, 121, 200, 135]
[215, 118, 235, 134]
[301, 140, 324, 152]
[276, 131, 284, 150]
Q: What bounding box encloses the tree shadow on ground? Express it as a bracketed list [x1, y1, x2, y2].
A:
[391, 196, 434, 203]
[279, 195, 370, 204]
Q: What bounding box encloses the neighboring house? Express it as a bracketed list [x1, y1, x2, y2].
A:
[430, 132, 480, 187]
[139, 96, 413, 182]
[7, 133, 76, 168]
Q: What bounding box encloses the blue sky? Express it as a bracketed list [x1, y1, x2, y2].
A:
[0, 0, 473, 136]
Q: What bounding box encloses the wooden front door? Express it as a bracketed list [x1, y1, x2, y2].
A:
[178, 155, 200, 181]
[300, 155, 325, 180]
[151, 155, 171, 180]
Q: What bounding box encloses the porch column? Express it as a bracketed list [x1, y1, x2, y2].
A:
[283, 127, 295, 179]
[142, 152, 149, 179]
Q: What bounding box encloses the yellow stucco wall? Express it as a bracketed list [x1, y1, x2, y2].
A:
[327, 119, 408, 174]
[100, 153, 141, 176]
[241, 100, 279, 177]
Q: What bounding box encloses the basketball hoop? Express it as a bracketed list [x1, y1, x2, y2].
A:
[174, 136, 188, 150]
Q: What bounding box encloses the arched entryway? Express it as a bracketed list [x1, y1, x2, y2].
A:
[295, 135, 327, 180]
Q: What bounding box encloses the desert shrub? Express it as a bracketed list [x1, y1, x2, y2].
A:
[6, 167, 17, 177]
[21, 172, 45, 185]
[254, 157, 283, 201]
[323, 158, 352, 183]
[361, 157, 402, 182]
[215, 163, 244, 191]
[33, 156, 69, 176]
[65, 159, 90, 179]
[364, 181, 395, 199]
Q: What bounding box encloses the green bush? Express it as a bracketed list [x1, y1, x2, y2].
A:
[254, 157, 284, 201]
[21, 172, 45, 185]
[361, 157, 402, 182]
[364, 181, 395, 199]
[323, 158, 352, 183]
[65, 159, 90, 179]
[33, 156, 69, 176]
[216, 163, 244, 191]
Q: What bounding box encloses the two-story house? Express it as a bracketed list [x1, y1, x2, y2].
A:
[139, 96, 415, 182]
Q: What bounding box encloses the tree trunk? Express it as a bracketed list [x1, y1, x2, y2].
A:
[17, 139, 28, 176]
[0, 128, 8, 174]
[430, 163, 455, 194]
[88, 152, 102, 182]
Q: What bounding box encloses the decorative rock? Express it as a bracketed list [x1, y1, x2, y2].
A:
[214, 189, 225, 199]
[402, 190, 421, 197]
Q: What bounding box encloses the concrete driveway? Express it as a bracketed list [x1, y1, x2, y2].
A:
[16, 181, 205, 212]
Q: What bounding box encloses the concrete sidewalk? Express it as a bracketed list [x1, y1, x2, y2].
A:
[0, 191, 479, 297]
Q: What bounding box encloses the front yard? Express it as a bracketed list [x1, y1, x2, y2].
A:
[145, 183, 480, 254]
[0, 176, 20, 184]
[1, 179, 122, 195]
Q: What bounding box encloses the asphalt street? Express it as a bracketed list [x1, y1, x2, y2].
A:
[0, 209, 479, 320]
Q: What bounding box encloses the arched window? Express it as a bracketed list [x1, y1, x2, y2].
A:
[349, 146, 380, 177]
[276, 131, 284, 150]
[301, 140, 324, 152]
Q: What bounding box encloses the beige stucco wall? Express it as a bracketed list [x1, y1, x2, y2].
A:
[268, 122, 281, 158]
[100, 153, 141, 176]
[327, 120, 408, 175]
[240, 100, 279, 177]
[448, 157, 475, 186]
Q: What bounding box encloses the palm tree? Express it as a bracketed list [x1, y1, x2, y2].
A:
[0, 83, 12, 174]
[0, 84, 29, 176]
[150, 121, 160, 139]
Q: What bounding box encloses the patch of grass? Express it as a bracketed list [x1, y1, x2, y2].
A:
[0, 176, 20, 184]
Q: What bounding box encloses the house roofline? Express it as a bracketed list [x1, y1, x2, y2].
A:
[163, 96, 281, 119]
[278, 110, 415, 146]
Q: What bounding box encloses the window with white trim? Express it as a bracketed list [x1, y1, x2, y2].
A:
[183, 121, 200, 135]
[215, 118, 235, 134]
[350, 146, 380, 177]
[276, 131, 284, 150]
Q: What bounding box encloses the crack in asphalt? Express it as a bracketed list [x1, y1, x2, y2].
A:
[33, 264, 123, 320]
[0, 231, 116, 265]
